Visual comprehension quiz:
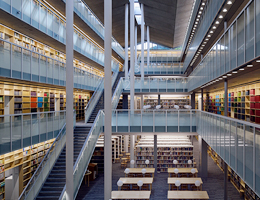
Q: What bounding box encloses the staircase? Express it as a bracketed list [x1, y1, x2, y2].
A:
[36, 126, 90, 200]
[87, 72, 124, 123]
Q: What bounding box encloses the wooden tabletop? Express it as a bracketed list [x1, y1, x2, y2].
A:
[126, 153, 130, 156]
[111, 191, 151, 199]
[125, 168, 155, 174]
[167, 191, 209, 199]
[168, 177, 203, 185]
[119, 177, 153, 184]
[168, 168, 198, 174]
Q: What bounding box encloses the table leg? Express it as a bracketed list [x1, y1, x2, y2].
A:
[88, 174, 90, 187]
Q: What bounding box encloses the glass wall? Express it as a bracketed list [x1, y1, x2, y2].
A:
[0, 0, 122, 71]
[0, 39, 102, 90]
[188, 0, 260, 91]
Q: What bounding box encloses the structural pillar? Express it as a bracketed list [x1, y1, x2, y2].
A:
[130, 0, 135, 168]
[201, 89, 203, 111]
[141, 3, 144, 80]
[224, 78, 228, 200]
[65, 0, 74, 199]
[224, 79, 228, 117]
[191, 92, 195, 109]
[154, 135, 157, 174]
[141, 95, 144, 109]
[124, 3, 129, 78]
[122, 95, 128, 109]
[135, 26, 137, 67]
[104, 0, 112, 198]
[147, 26, 150, 70]
[199, 135, 208, 179]
[158, 94, 160, 105]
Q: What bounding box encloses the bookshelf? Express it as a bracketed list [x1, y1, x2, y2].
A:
[144, 97, 190, 109]
[0, 82, 90, 121]
[208, 146, 259, 200]
[135, 136, 193, 172]
[203, 83, 260, 124]
[0, 24, 104, 78]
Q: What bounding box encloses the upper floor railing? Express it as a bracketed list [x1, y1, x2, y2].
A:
[188, 0, 260, 91]
[0, 110, 66, 155]
[0, 0, 122, 71]
[135, 63, 184, 75]
[71, 0, 124, 58]
[0, 38, 103, 90]
[122, 77, 188, 93]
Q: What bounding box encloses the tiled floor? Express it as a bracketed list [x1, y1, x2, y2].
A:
[76, 137, 242, 200]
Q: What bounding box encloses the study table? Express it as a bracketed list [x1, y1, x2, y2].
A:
[111, 191, 151, 199]
[119, 177, 153, 190]
[167, 191, 209, 199]
[168, 168, 198, 177]
[167, 177, 203, 190]
[124, 168, 155, 178]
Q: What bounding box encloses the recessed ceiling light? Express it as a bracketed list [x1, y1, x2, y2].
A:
[219, 15, 223, 19]
[204, 42, 207, 44]
[247, 64, 253, 67]
[195, 22, 198, 24]
[239, 68, 244, 70]
[200, 7, 203, 10]
[223, 76, 227, 78]
[227, 1, 232, 5]
[196, 18, 199, 21]
[208, 35, 211, 37]
[202, 44, 205, 46]
[223, 8, 227, 12]
[199, 11, 202, 14]
[232, 71, 238, 73]
[205, 38, 209, 40]
[194, 25, 197, 27]
[216, 21, 220, 24]
[216, 79, 219, 81]
[219, 78, 223, 80]
[198, 15, 201, 18]
[213, 26, 216, 29]
[202, 2, 205, 5]
[227, 74, 232, 76]
[210, 31, 213, 33]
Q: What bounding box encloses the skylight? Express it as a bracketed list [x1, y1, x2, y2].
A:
[130, 0, 144, 25]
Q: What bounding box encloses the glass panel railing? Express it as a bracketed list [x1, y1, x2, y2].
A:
[112, 109, 197, 133]
[0, 111, 66, 155]
[60, 110, 104, 199]
[0, 39, 102, 90]
[122, 77, 188, 93]
[0, 0, 122, 70]
[70, 0, 124, 58]
[111, 77, 124, 110]
[197, 111, 260, 198]
[85, 71, 119, 123]
[18, 111, 76, 200]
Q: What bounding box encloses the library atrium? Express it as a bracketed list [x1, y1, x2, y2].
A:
[0, 0, 259, 199]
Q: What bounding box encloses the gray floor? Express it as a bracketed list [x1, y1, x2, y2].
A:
[76, 137, 241, 200]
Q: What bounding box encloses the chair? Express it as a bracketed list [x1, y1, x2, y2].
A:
[191, 185, 198, 191]
[115, 158, 120, 163]
[136, 174, 143, 177]
[121, 184, 130, 190]
[180, 173, 188, 178]
[141, 184, 150, 191]
[132, 184, 139, 190]
[181, 184, 188, 190]
[171, 185, 178, 190]
[121, 161, 127, 169]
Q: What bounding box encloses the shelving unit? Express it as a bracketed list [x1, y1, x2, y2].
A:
[144, 97, 190, 109]
[203, 83, 260, 124]
[0, 82, 90, 121]
[135, 136, 193, 172]
[208, 146, 259, 200]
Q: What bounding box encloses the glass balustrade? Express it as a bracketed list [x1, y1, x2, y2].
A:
[0, 110, 66, 155]
[122, 77, 188, 93]
[188, 0, 260, 91]
[0, 39, 103, 90]
[0, 0, 122, 71]
[135, 63, 184, 75]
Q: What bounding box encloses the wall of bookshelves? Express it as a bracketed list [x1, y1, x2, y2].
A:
[202, 83, 260, 124]
[135, 136, 193, 172]
[208, 146, 259, 200]
[0, 82, 90, 121]
[0, 139, 55, 199]
[0, 24, 104, 78]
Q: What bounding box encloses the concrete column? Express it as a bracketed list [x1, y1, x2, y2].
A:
[122, 95, 128, 109]
[154, 135, 157, 174]
[191, 92, 195, 109]
[135, 26, 137, 67]
[147, 26, 150, 70]
[199, 135, 208, 179]
[104, 0, 112, 198]
[130, 0, 135, 168]
[65, 0, 73, 199]
[124, 4, 129, 78]
[224, 162, 228, 200]
[141, 95, 144, 109]
[201, 89, 203, 111]
[141, 4, 144, 80]
[158, 94, 160, 105]
[224, 79, 228, 116]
